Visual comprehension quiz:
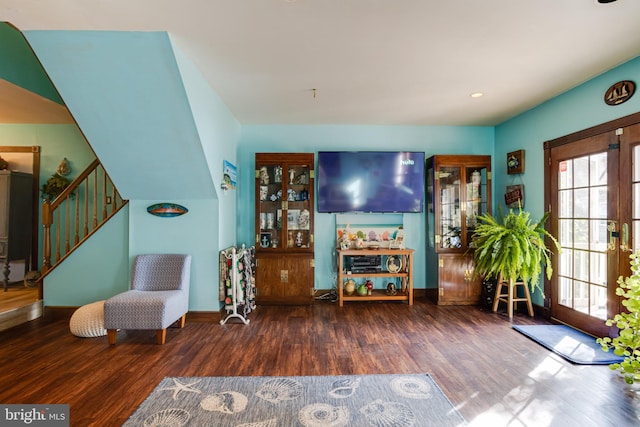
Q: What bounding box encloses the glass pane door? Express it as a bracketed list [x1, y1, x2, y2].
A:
[438, 166, 462, 249]
[548, 132, 619, 338]
[464, 166, 489, 248]
[257, 164, 283, 249]
[556, 153, 609, 320]
[284, 164, 312, 249]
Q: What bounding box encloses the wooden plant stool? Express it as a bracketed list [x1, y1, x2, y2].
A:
[492, 274, 534, 320]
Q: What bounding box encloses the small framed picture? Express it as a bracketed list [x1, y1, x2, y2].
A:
[507, 150, 525, 175]
[259, 232, 272, 248]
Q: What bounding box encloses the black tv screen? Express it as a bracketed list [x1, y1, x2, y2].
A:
[317, 151, 425, 213]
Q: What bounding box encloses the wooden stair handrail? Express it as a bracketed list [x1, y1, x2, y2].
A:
[41, 159, 127, 278]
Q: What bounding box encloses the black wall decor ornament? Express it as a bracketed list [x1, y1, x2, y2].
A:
[604, 80, 635, 106]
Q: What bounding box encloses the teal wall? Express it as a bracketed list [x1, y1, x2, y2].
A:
[0, 23, 62, 104]
[495, 55, 640, 304]
[238, 125, 494, 291]
[128, 199, 219, 311]
[24, 30, 214, 201]
[23, 30, 240, 310]
[171, 35, 241, 250]
[10, 23, 640, 310]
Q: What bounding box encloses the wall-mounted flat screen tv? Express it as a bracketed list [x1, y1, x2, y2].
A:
[317, 151, 425, 213]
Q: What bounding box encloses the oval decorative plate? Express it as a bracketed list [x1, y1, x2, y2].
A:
[147, 203, 188, 218]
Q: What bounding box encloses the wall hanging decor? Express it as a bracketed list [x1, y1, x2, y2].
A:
[504, 184, 524, 209]
[221, 160, 237, 191]
[604, 80, 635, 106]
[146, 203, 188, 218]
[507, 149, 525, 175]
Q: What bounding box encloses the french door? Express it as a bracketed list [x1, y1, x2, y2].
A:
[546, 122, 640, 338]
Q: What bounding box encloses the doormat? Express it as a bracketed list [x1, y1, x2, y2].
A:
[513, 324, 625, 365]
[123, 373, 466, 426]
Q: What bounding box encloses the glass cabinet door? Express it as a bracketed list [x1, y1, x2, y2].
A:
[464, 166, 489, 248]
[257, 163, 284, 249]
[283, 163, 313, 249]
[255, 154, 314, 253]
[438, 166, 462, 249]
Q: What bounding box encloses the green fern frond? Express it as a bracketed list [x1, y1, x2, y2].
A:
[470, 206, 561, 295]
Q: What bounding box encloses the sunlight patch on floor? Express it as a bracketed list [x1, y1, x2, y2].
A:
[467, 355, 576, 426]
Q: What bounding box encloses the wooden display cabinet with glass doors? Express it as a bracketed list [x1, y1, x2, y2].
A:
[254, 153, 315, 305]
[426, 155, 491, 305]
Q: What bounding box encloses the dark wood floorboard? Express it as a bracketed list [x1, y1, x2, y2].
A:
[0, 299, 639, 426]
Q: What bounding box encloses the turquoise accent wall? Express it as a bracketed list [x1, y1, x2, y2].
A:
[495, 55, 640, 304]
[0, 23, 62, 104]
[171, 35, 241, 250]
[22, 30, 241, 310]
[24, 30, 214, 200]
[239, 125, 494, 291]
[129, 200, 219, 311]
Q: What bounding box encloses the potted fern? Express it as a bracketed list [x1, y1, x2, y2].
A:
[597, 252, 640, 385]
[470, 206, 560, 295]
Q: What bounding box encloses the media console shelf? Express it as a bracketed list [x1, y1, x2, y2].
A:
[337, 248, 414, 307]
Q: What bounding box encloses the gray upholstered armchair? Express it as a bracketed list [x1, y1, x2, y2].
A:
[104, 253, 192, 345]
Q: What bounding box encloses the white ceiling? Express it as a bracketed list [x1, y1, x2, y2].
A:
[2, 0, 640, 126]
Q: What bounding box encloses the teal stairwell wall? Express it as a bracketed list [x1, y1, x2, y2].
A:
[21, 30, 240, 310]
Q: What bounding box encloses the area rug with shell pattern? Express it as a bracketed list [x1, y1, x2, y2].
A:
[123, 373, 466, 426]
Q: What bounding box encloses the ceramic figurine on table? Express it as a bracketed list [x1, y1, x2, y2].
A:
[365, 279, 374, 296]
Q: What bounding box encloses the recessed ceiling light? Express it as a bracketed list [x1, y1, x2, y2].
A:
[470, 92, 484, 98]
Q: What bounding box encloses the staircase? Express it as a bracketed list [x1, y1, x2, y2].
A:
[0, 160, 127, 331]
[41, 158, 127, 277]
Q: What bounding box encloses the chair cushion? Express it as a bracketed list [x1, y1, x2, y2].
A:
[70, 300, 107, 338]
[131, 254, 191, 292]
[104, 290, 188, 330]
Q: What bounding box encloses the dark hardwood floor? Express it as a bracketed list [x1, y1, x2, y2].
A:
[0, 299, 638, 426]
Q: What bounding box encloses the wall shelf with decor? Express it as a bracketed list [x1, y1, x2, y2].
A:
[336, 248, 414, 307]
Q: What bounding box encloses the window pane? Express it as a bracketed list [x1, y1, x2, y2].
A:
[559, 219, 573, 247]
[574, 220, 589, 250]
[589, 220, 608, 252]
[574, 157, 589, 188]
[574, 281, 589, 314]
[574, 188, 589, 218]
[590, 252, 607, 285]
[559, 160, 573, 190]
[634, 183, 640, 219]
[590, 152, 607, 186]
[559, 190, 573, 218]
[559, 277, 572, 307]
[573, 250, 589, 281]
[559, 248, 573, 276]
[590, 186, 607, 218]
[590, 285, 607, 320]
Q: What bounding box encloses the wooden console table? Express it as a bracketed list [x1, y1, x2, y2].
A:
[337, 248, 414, 307]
